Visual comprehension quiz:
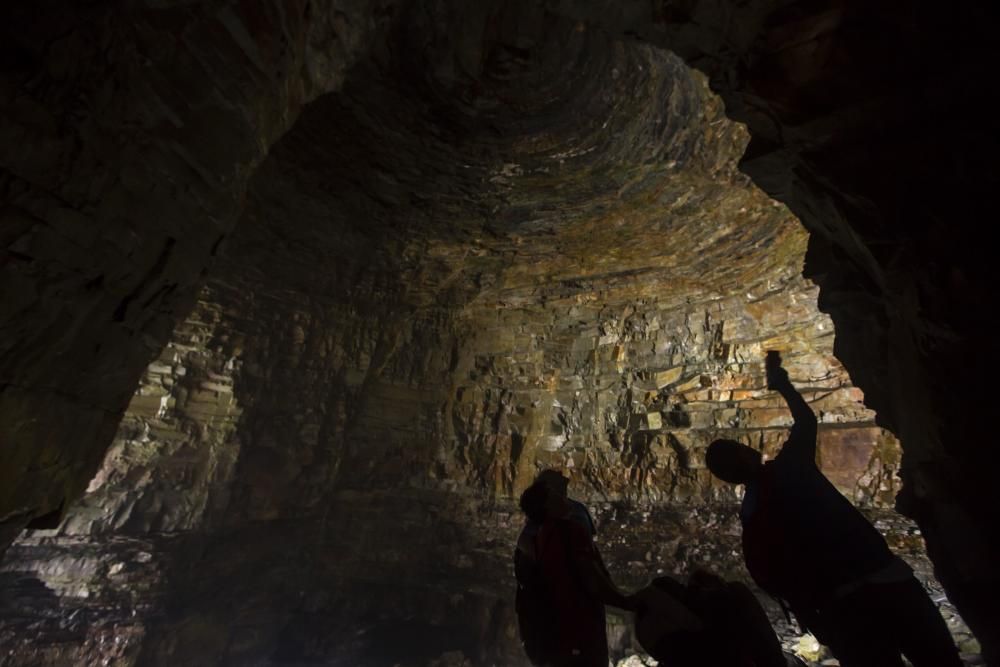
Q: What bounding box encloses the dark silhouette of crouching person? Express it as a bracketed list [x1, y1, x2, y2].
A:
[706, 352, 962, 667]
[515, 480, 635, 667]
[634, 569, 791, 667]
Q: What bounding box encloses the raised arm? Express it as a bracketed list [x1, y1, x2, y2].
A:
[767, 355, 817, 462]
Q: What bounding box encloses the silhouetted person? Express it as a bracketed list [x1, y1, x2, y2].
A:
[514, 478, 634, 667]
[635, 569, 792, 667]
[516, 469, 608, 624]
[526, 469, 597, 538]
[706, 352, 962, 667]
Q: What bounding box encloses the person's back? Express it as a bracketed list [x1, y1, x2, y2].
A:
[534, 516, 608, 666]
[743, 429, 895, 608]
[635, 572, 787, 667]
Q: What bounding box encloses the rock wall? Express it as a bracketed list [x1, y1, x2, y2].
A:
[0, 0, 393, 549]
[2, 37, 939, 665]
[543, 0, 1000, 653]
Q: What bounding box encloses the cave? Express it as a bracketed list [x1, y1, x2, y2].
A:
[1, 1, 997, 665]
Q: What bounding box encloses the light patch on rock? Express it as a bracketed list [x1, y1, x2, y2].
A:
[795, 633, 823, 661]
[655, 367, 683, 388]
[541, 435, 566, 451]
[615, 654, 658, 667]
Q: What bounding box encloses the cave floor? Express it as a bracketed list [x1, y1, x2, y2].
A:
[0, 509, 982, 666]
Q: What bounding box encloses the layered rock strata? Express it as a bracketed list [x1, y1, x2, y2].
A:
[0, 0, 393, 550]
[2, 28, 972, 665]
[543, 1, 1000, 652]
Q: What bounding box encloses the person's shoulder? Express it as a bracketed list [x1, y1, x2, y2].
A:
[773, 438, 815, 466]
[547, 516, 589, 544]
[547, 516, 578, 532]
[568, 498, 592, 519]
[766, 453, 799, 485]
[568, 498, 597, 533]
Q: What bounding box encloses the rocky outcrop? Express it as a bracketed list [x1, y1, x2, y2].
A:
[0, 0, 393, 549]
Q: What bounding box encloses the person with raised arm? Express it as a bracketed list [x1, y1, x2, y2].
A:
[705, 352, 961, 667]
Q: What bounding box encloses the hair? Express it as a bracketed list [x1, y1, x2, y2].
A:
[705, 439, 742, 472]
[705, 439, 759, 484]
[519, 482, 550, 523]
[535, 469, 569, 494]
[535, 468, 565, 484]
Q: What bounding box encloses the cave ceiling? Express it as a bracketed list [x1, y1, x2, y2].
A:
[235, 10, 799, 307]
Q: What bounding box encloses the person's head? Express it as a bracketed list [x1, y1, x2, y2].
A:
[519, 482, 550, 523]
[535, 469, 570, 498]
[705, 439, 762, 484]
[520, 479, 570, 523]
